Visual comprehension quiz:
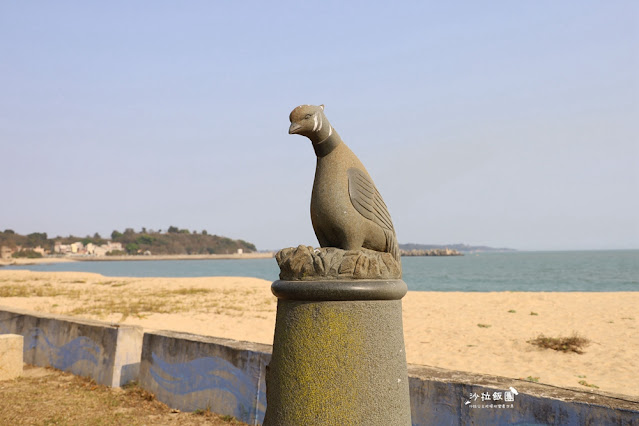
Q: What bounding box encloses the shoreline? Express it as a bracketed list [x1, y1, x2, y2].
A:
[0, 269, 637, 399]
[0, 252, 274, 266]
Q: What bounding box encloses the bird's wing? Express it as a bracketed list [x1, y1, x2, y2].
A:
[347, 167, 394, 232]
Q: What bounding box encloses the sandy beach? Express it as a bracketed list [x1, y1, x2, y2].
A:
[0, 257, 77, 266]
[0, 269, 637, 399]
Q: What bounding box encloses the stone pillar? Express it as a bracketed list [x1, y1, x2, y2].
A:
[263, 279, 411, 426]
[0, 334, 23, 381]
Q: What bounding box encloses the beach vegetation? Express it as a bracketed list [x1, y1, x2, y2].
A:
[477, 323, 491, 328]
[169, 288, 210, 296]
[527, 333, 590, 354]
[508, 309, 516, 313]
[11, 249, 43, 259]
[524, 376, 540, 383]
[70, 298, 178, 321]
[578, 380, 599, 389]
[530, 311, 538, 316]
[0, 285, 81, 298]
[193, 405, 243, 423]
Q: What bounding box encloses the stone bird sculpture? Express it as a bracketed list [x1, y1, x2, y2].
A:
[288, 104, 400, 263]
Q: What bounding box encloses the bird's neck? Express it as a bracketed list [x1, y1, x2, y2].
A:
[312, 132, 342, 157]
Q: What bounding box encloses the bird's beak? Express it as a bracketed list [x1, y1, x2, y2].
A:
[289, 122, 302, 134]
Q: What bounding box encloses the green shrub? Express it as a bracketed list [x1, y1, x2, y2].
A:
[11, 250, 43, 259]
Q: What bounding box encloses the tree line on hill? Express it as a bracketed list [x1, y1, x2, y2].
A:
[0, 227, 257, 257]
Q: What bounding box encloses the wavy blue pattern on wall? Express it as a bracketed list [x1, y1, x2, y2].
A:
[149, 352, 265, 422]
[25, 327, 100, 370]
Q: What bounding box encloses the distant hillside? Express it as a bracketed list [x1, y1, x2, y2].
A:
[0, 227, 257, 257]
[109, 227, 256, 255]
[400, 243, 516, 253]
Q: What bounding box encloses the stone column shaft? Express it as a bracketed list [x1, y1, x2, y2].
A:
[263, 279, 411, 426]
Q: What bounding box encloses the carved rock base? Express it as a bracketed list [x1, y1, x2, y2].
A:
[276, 245, 402, 281]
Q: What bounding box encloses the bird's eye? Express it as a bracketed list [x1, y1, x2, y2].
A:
[304, 114, 312, 119]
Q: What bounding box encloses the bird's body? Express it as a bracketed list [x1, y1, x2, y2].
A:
[311, 139, 388, 253]
[289, 104, 400, 263]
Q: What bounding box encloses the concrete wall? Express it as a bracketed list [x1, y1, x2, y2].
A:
[408, 364, 639, 425]
[0, 306, 142, 387]
[1, 306, 637, 424]
[136, 331, 638, 425]
[138, 330, 271, 426]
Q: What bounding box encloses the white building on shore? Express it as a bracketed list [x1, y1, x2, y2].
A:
[54, 241, 123, 256]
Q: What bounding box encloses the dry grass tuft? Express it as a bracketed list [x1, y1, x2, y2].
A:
[0, 284, 80, 298]
[527, 333, 590, 354]
[69, 297, 183, 321]
[578, 379, 599, 389]
[168, 288, 211, 296]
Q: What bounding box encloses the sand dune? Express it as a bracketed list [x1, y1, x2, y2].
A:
[0, 269, 637, 398]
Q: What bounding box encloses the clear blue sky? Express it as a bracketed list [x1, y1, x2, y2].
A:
[1, 1, 637, 251]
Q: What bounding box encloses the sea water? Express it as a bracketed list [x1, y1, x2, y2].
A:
[2, 250, 638, 292]
[402, 250, 638, 291]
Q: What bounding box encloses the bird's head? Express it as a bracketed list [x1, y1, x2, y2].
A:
[288, 104, 333, 143]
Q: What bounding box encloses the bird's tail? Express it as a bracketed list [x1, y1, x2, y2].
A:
[384, 228, 401, 270]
